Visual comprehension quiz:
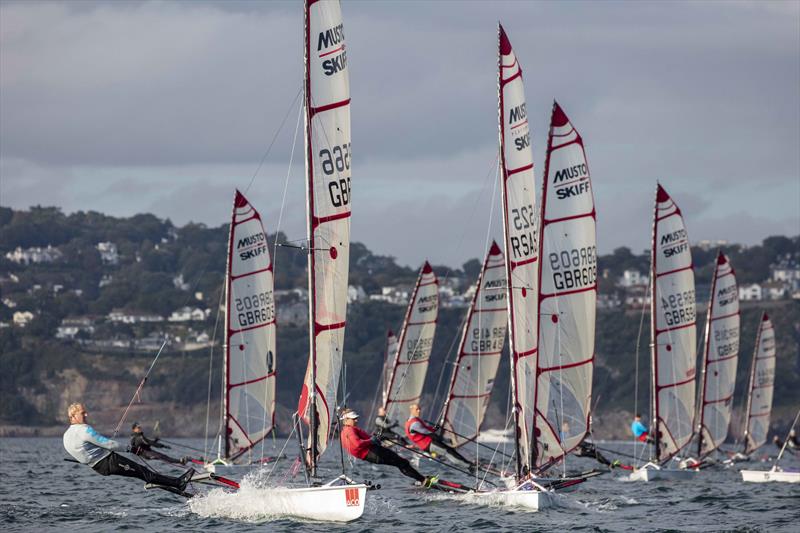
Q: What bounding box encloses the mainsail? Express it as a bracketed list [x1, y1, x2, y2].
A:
[535, 102, 596, 466]
[382, 262, 439, 424]
[650, 184, 697, 462]
[498, 24, 540, 475]
[439, 242, 508, 447]
[297, 0, 352, 471]
[696, 251, 740, 457]
[742, 313, 776, 455]
[224, 190, 277, 460]
[380, 330, 398, 406]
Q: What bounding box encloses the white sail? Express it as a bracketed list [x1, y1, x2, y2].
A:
[743, 313, 776, 455]
[535, 102, 596, 466]
[224, 190, 277, 460]
[297, 0, 352, 466]
[650, 184, 697, 462]
[382, 262, 439, 424]
[696, 251, 740, 457]
[440, 242, 508, 447]
[498, 24, 540, 475]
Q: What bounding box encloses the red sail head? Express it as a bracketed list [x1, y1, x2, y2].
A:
[234, 189, 249, 208]
[489, 240, 502, 255]
[656, 183, 670, 203]
[422, 261, 433, 274]
[499, 24, 512, 55]
[551, 101, 569, 128]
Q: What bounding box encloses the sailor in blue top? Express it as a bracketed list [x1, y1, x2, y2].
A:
[631, 413, 650, 443]
[63, 403, 193, 492]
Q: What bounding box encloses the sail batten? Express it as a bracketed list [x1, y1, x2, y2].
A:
[382, 263, 439, 424]
[498, 24, 540, 476]
[224, 190, 277, 460]
[535, 102, 596, 466]
[696, 252, 740, 457]
[650, 184, 697, 463]
[742, 313, 776, 455]
[297, 0, 352, 470]
[440, 242, 508, 447]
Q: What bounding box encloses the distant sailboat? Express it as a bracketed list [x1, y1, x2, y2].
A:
[439, 242, 507, 447]
[741, 313, 777, 456]
[534, 102, 597, 469]
[630, 184, 698, 481]
[381, 262, 439, 425]
[693, 251, 740, 460]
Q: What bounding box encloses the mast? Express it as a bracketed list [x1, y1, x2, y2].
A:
[381, 262, 439, 424]
[439, 242, 507, 446]
[298, 0, 352, 477]
[649, 185, 659, 462]
[498, 24, 540, 478]
[534, 101, 597, 467]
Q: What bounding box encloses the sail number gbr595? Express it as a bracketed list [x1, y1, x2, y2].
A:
[320, 143, 351, 208]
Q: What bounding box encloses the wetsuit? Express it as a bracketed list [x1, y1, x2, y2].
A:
[631, 420, 649, 442]
[374, 415, 409, 444]
[405, 417, 472, 467]
[130, 432, 184, 464]
[63, 423, 191, 490]
[341, 425, 425, 483]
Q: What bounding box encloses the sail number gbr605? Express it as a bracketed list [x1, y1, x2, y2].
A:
[320, 143, 351, 208]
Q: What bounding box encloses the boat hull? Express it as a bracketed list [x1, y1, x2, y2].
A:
[741, 469, 800, 483]
[266, 483, 368, 522]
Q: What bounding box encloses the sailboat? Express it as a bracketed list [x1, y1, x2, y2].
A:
[741, 409, 799, 483]
[439, 242, 507, 448]
[271, 0, 365, 521]
[533, 101, 597, 470]
[381, 262, 439, 425]
[205, 190, 278, 475]
[688, 251, 740, 464]
[629, 184, 698, 481]
[740, 313, 777, 457]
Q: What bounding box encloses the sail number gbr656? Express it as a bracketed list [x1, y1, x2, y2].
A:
[320, 143, 351, 208]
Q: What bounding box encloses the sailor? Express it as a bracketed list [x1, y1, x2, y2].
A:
[405, 404, 473, 468]
[340, 409, 434, 486]
[574, 440, 632, 470]
[63, 403, 193, 492]
[374, 407, 408, 444]
[789, 429, 799, 449]
[631, 414, 650, 443]
[130, 422, 187, 465]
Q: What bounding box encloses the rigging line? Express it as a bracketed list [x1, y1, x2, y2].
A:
[113, 337, 168, 437]
[204, 284, 226, 462]
[243, 85, 303, 196]
[632, 272, 650, 466]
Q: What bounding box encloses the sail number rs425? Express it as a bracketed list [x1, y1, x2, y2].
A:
[320, 143, 352, 207]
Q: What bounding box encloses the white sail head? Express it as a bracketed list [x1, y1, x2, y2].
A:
[697, 251, 739, 456]
[651, 184, 697, 462]
[535, 102, 597, 465]
[498, 24, 539, 474]
[381, 330, 399, 407]
[440, 242, 508, 447]
[297, 0, 351, 463]
[225, 189, 277, 459]
[383, 262, 439, 425]
[744, 313, 776, 454]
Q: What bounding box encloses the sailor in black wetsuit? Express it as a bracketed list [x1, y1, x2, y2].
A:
[130, 422, 186, 465]
[374, 407, 409, 445]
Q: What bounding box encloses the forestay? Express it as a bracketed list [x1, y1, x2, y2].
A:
[696, 251, 740, 457]
[650, 184, 697, 462]
[224, 190, 277, 460]
[440, 242, 508, 447]
[742, 313, 776, 455]
[297, 0, 352, 467]
[535, 103, 596, 466]
[382, 263, 439, 424]
[498, 24, 540, 475]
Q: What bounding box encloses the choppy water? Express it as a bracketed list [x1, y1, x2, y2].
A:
[1, 438, 798, 532]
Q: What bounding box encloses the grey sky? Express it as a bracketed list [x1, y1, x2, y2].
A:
[1, 0, 798, 267]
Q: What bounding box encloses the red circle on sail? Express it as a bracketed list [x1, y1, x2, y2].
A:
[521, 287, 527, 298]
[551, 315, 558, 323]
[330, 246, 338, 259]
[239, 344, 245, 351]
[666, 344, 672, 352]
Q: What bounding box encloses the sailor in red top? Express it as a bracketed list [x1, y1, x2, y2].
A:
[405, 404, 473, 468]
[340, 409, 429, 484]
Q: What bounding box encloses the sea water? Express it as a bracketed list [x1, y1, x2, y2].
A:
[1, 438, 798, 532]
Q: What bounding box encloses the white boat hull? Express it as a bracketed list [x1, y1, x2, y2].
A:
[468, 488, 552, 511]
[741, 469, 800, 483]
[628, 462, 697, 481]
[204, 463, 258, 476]
[267, 481, 367, 522]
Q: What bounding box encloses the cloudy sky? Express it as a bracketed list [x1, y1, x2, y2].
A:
[2, 0, 798, 267]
